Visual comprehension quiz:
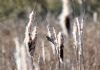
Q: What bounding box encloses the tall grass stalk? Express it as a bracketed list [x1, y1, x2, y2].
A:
[14, 37, 33, 70]
[72, 17, 84, 70]
[14, 11, 38, 70]
[59, 0, 71, 36]
[46, 24, 64, 69]
[24, 11, 34, 44]
[24, 11, 37, 56]
[46, 24, 58, 56]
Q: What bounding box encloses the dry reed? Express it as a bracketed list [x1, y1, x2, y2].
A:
[14, 37, 33, 70]
[59, 0, 71, 36]
[46, 24, 64, 67]
[72, 17, 85, 70]
[14, 11, 37, 70]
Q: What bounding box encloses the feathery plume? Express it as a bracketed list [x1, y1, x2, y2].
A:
[24, 11, 37, 56]
[46, 24, 57, 55]
[24, 11, 34, 44]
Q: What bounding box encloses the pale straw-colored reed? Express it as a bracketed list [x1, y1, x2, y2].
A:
[14, 11, 38, 70]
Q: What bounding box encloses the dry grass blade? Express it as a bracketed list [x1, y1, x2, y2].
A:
[57, 32, 64, 63]
[14, 37, 33, 70]
[24, 11, 34, 44]
[42, 41, 45, 64]
[14, 11, 38, 70]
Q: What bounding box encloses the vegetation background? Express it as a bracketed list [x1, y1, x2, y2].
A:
[0, 0, 100, 70]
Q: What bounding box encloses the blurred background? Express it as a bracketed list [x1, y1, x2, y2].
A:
[0, 0, 100, 70]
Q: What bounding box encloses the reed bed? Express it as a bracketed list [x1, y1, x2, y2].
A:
[14, 0, 86, 70]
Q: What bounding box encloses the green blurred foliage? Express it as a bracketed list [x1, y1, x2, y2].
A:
[47, 0, 62, 15]
[0, 0, 48, 20]
[71, 0, 100, 17]
[0, 0, 62, 20]
[0, 0, 100, 20]
[91, 0, 100, 12]
[71, 0, 80, 16]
